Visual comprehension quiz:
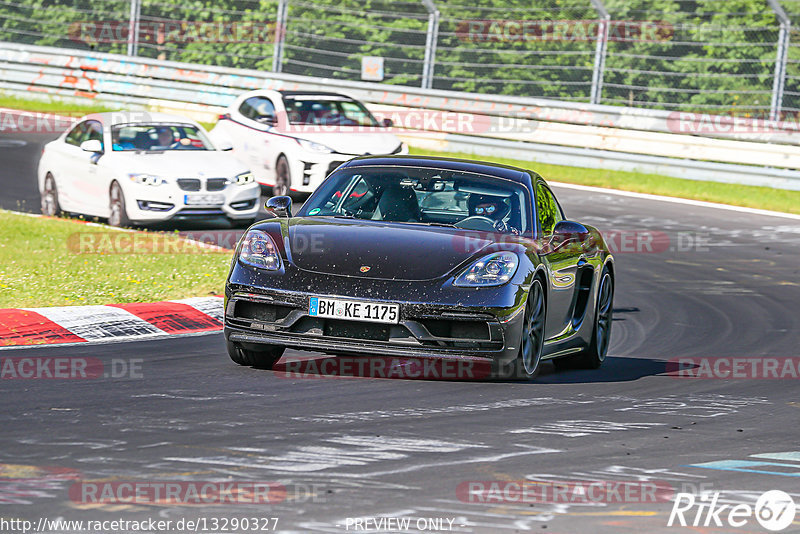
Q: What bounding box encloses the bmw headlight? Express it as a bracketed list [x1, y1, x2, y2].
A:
[454, 251, 519, 287]
[239, 230, 282, 271]
[297, 139, 334, 153]
[233, 171, 255, 185]
[129, 173, 166, 186]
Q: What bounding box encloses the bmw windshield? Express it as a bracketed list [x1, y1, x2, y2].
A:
[282, 96, 380, 127]
[111, 123, 214, 151]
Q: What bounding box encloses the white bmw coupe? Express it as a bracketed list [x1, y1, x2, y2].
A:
[39, 112, 261, 227]
[210, 90, 407, 197]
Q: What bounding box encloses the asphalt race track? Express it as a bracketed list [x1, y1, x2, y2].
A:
[2, 129, 800, 533]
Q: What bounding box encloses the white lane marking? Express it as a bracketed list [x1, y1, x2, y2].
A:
[549, 181, 800, 220]
[170, 296, 224, 323]
[23, 305, 163, 341]
[509, 420, 663, 437]
[290, 397, 593, 425]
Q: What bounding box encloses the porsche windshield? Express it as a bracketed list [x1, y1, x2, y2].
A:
[300, 166, 531, 236]
[111, 123, 213, 151]
[282, 96, 380, 127]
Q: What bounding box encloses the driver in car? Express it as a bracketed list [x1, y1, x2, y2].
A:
[468, 194, 520, 235]
[153, 127, 177, 149]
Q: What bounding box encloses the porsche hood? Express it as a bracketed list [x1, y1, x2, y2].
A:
[281, 218, 495, 282]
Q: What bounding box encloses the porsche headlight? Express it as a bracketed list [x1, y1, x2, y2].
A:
[297, 139, 334, 153]
[239, 230, 282, 271]
[233, 171, 255, 185]
[454, 252, 519, 287]
[129, 173, 166, 186]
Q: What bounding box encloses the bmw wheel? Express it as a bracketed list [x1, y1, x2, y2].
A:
[273, 155, 291, 197]
[108, 182, 131, 228]
[41, 174, 62, 217]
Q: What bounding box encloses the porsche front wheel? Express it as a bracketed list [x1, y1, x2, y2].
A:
[226, 340, 285, 370]
[506, 278, 546, 380]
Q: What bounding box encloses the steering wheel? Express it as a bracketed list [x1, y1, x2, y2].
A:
[454, 216, 498, 232]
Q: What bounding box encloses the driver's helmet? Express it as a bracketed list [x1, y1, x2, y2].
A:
[468, 194, 510, 222]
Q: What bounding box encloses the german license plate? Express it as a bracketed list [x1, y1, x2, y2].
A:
[309, 297, 399, 324]
[184, 194, 224, 206]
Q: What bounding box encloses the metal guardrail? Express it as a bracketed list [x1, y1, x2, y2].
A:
[2, 42, 800, 191]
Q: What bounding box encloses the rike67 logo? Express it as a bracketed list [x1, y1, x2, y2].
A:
[668, 490, 796, 531]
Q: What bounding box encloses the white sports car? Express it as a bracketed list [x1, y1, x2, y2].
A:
[38, 112, 261, 227]
[210, 90, 407, 196]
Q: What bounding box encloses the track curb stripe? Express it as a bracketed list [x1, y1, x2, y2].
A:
[0, 297, 223, 348]
[0, 309, 86, 346]
[109, 301, 222, 334]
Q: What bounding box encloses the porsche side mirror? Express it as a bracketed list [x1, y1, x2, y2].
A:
[553, 220, 589, 238]
[217, 141, 233, 151]
[551, 220, 590, 251]
[382, 118, 393, 127]
[80, 140, 103, 153]
[266, 196, 292, 218]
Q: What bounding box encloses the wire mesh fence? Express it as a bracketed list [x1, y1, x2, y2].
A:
[1, 0, 798, 118]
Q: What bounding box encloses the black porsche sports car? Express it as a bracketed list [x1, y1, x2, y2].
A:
[224, 155, 614, 379]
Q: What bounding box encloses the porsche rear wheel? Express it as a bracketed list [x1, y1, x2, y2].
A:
[507, 278, 546, 379]
[555, 267, 613, 370]
[273, 155, 291, 197]
[226, 340, 285, 370]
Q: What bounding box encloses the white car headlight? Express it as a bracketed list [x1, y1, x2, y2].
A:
[129, 173, 166, 186]
[454, 251, 519, 287]
[297, 139, 334, 153]
[233, 171, 255, 185]
[239, 230, 282, 271]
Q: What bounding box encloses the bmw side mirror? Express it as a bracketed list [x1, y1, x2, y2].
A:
[382, 118, 393, 127]
[266, 196, 292, 218]
[80, 140, 103, 153]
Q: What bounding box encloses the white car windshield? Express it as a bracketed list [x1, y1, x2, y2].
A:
[111, 123, 213, 151]
[282, 97, 379, 127]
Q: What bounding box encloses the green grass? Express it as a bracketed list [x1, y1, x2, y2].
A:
[0, 93, 216, 131]
[409, 148, 800, 215]
[0, 211, 231, 308]
[0, 94, 118, 115]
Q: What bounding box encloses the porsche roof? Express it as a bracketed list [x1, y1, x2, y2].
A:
[341, 155, 535, 184]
